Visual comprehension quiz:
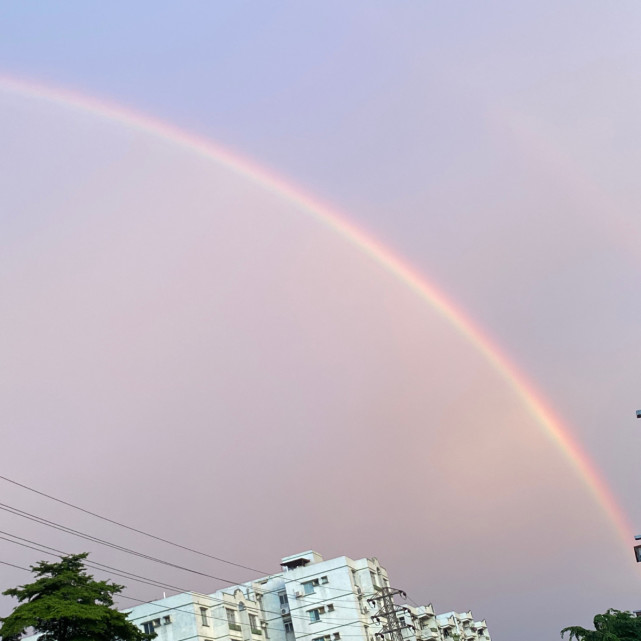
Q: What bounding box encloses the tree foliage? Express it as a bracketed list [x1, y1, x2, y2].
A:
[562, 609, 641, 641]
[0, 553, 155, 641]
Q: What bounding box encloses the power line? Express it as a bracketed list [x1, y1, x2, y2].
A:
[0, 497, 362, 611]
[0, 548, 373, 639]
[0, 532, 184, 593]
[0, 474, 363, 602]
[0, 559, 30, 572]
[0, 569, 372, 641]
[1, 557, 427, 641]
[0, 507, 358, 622]
[0, 474, 412, 634]
[0, 532, 223, 600]
[0, 473, 265, 574]
[0, 564, 231, 641]
[0, 501, 242, 586]
[0, 531, 364, 626]
[0, 550, 254, 629]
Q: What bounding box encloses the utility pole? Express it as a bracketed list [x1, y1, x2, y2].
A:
[368, 587, 414, 641]
[634, 410, 641, 561]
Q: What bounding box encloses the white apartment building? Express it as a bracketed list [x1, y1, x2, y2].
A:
[122, 551, 491, 641]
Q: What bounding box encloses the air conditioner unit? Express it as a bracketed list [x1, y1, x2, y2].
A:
[294, 591, 303, 599]
[281, 607, 290, 616]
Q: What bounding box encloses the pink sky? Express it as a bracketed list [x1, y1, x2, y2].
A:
[2, 5, 641, 640]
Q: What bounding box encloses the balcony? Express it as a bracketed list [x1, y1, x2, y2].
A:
[417, 616, 436, 632]
[416, 605, 435, 618]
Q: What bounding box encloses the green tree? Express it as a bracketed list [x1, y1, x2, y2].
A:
[562, 609, 641, 641]
[0, 553, 155, 641]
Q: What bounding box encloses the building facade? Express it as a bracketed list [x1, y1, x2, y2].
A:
[123, 551, 491, 641]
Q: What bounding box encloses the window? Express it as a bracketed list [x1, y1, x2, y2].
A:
[320, 576, 329, 585]
[279, 592, 289, 606]
[163, 616, 172, 625]
[302, 579, 320, 595]
[370, 571, 378, 588]
[311, 634, 339, 641]
[327, 604, 334, 613]
[308, 606, 327, 623]
[142, 622, 155, 635]
[284, 619, 294, 634]
[201, 607, 209, 626]
[250, 614, 259, 630]
[227, 608, 241, 632]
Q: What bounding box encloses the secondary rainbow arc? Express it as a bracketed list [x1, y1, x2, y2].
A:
[0, 74, 632, 547]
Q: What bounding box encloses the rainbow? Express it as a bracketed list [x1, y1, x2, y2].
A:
[0, 74, 633, 547]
